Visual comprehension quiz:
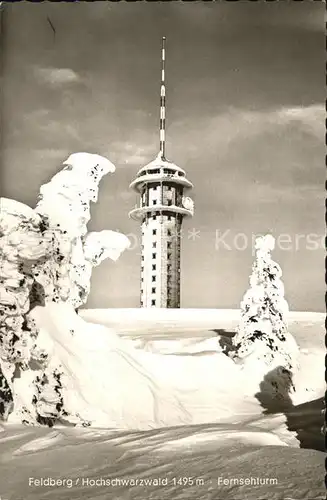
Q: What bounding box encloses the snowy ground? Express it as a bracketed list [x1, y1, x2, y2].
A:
[0, 308, 324, 500]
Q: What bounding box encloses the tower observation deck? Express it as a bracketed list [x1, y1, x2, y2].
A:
[129, 37, 194, 308]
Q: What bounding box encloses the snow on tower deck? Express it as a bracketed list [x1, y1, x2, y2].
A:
[129, 153, 194, 309]
[129, 153, 193, 192]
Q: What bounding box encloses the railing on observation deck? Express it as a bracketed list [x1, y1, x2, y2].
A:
[131, 202, 194, 217]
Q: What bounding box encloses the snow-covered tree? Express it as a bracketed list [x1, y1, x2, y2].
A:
[0, 153, 130, 426]
[232, 234, 299, 378]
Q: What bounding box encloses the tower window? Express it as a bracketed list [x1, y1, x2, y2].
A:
[168, 215, 171, 221]
[167, 264, 171, 271]
[153, 242, 157, 248]
[152, 264, 156, 271]
[153, 215, 157, 220]
[141, 255, 144, 261]
[152, 252, 156, 259]
[152, 287, 156, 293]
[153, 200, 157, 205]
[167, 229, 171, 236]
[151, 299, 156, 306]
[152, 276, 156, 282]
[167, 253, 171, 260]
[167, 200, 172, 206]
[167, 242, 171, 249]
[152, 229, 157, 235]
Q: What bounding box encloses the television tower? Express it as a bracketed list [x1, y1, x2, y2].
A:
[129, 37, 194, 308]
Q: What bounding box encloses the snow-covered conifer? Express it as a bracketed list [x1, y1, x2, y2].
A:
[233, 234, 299, 377]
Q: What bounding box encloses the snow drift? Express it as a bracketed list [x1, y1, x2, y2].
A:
[0, 310, 324, 500]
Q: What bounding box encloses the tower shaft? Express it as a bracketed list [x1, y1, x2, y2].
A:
[140, 187, 183, 308]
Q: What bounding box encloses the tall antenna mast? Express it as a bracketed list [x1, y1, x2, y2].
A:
[159, 36, 166, 159]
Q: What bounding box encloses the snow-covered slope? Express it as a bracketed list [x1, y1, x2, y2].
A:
[80, 307, 241, 332]
[0, 308, 324, 500]
[0, 424, 324, 500]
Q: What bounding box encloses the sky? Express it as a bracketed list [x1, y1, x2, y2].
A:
[0, 2, 324, 311]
